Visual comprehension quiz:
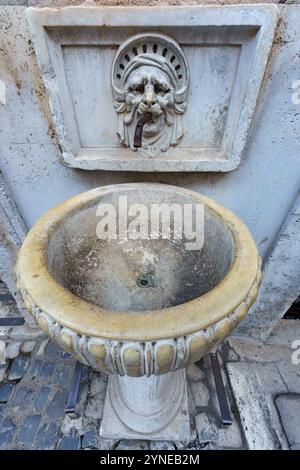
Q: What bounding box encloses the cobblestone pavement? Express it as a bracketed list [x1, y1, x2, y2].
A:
[1, 283, 299, 450]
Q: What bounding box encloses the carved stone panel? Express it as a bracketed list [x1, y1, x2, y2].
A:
[26, 5, 278, 172]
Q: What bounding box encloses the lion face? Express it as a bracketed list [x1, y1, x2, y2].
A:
[124, 65, 175, 138]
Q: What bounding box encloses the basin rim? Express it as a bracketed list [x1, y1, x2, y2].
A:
[16, 183, 261, 342]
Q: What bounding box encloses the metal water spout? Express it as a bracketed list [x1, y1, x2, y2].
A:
[133, 113, 152, 148]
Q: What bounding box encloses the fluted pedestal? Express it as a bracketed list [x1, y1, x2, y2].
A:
[100, 369, 191, 441]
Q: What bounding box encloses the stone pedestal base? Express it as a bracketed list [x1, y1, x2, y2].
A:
[100, 369, 191, 441]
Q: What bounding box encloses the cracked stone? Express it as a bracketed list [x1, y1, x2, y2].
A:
[275, 394, 300, 449]
[18, 415, 41, 443]
[57, 434, 81, 450]
[34, 386, 52, 413]
[39, 361, 55, 379]
[195, 413, 218, 443]
[150, 441, 176, 450]
[53, 363, 72, 386]
[190, 381, 210, 407]
[0, 416, 16, 448]
[61, 415, 83, 436]
[0, 383, 15, 402]
[116, 440, 148, 450]
[8, 355, 29, 381]
[186, 364, 205, 382]
[46, 391, 68, 419]
[11, 386, 34, 407]
[35, 422, 59, 450]
[215, 419, 243, 449]
[82, 430, 98, 449]
[97, 438, 117, 450]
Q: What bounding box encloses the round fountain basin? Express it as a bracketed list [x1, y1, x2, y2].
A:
[16, 183, 261, 377]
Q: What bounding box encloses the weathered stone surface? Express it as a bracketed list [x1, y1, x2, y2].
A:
[82, 430, 98, 449]
[228, 337, 291, 363]
[18, 415, 41, 443]
[0, 364, 7, 382]
[8, 355, 29, 381]
[57, 434, 81, 450]
[5, 342, 21, 360]
[116, 440, 148, 450]
[227, 362, 288, 449]
[0, 383, 15, 403]
[186, 364, 205, 382]
[275, 394, 300, 449]
[35, 422, 59, 450]
[25, 4, 278, 172]
[21, 340, 36, 354]
[150, 441, 176, 450]
[190, 381, 210, 407]
[46, 391, 68, 419]
[34, 386, 52, 413]
[0, 417, 15, 450]
[195, 413, 218, 443]
[10, 386, 33, 407]
[215, 419, 243, 449]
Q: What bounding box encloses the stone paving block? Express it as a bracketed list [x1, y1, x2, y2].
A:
[10, 386, 34, 407]
[275, 394, 300, 449]
[116, 440, 148, 450]
[97, 438, 117, 450]
[0, 403, 5, 420]
[27, 358, 42, 379]
[34, 386, 52, 413]
[35, 422, 59, 450]
[190, 381, 210, 408]
[195, 413, 218, 443]
[46, 390, 68, 419]
[0, 416, 16, 448]
[215, 419, 243, 449]
[39, 361, 55, 379]
[150, 441, 176, 450]
[53, 363, 72, 386]
[18, 415, 41, 443]
[0, 383, 15, 403]
[276, 362, 300, 394]
[82, 430, 98, 449]
[227, 362, 285, 450]
[57, 434, 81, 450]
[0, 430, 14, 449]
[8, 356, 29, 381]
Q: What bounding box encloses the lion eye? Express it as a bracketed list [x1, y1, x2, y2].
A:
[129, 84, 144, 94]
[154, 84, 169, 95]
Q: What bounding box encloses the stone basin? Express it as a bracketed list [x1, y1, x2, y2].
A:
[15, 183, 261, 440]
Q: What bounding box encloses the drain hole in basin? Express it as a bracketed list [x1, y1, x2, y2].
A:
[137, 273, 154, 288]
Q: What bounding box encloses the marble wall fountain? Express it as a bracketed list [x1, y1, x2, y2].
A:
[14, 4, 278, 439]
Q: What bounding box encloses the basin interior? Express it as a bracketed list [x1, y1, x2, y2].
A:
[48, 188, 235, 312]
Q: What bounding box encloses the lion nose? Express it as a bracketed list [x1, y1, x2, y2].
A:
[143, 86, 156, 107]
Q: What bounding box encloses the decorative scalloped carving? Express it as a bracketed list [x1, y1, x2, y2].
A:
[16, 267, 262, 377]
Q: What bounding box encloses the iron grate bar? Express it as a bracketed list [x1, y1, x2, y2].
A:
[0, 317, 25, 326]
[65, 361, 84, 415]
[210, 352, 232, 425]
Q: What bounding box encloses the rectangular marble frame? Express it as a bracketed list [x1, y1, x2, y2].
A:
[26, 5, 278, 172]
